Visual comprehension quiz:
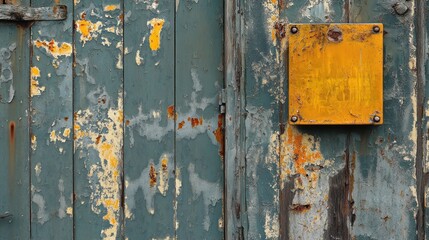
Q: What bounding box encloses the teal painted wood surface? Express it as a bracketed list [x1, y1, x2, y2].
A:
[30, 0, 73, 239]
[123, 0, 175, 239]
[0, 2, 31, 239]
[73, 0, 124, 239]
[175, 1, 224, 238]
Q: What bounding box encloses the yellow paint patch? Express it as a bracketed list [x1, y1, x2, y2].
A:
[147, 18, 165, 51]
[158, 155, 169, 195]
[66, 207, 73, 216]
[63, 128, 71, 138]
[34, 39, 72, 58]
[75, 17, 103, 45]
[104, 4, 120, 11]
[31, 134, 37, 151]
[31, 66, 45, 97]
[288, 24, 383, 125]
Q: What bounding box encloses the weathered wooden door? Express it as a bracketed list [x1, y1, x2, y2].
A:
[225, 0, 428, 239]
[0, 0, 224, 239]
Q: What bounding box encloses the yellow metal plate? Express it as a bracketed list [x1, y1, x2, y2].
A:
[288, 24, 383, 125]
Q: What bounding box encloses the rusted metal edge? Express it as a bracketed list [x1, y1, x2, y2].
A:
[0, 5, 66, 21]
[225, 0, 247, 238]
[415, 0, 427, 239]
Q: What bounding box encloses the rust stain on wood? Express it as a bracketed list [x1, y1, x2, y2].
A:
[149, 163, 157, 188]
[213, 114, 225, 159]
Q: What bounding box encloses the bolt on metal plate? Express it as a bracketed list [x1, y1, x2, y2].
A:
[288, 23, 383, 125]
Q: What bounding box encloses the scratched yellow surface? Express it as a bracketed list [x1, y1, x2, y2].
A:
[288, 24, 383, 125]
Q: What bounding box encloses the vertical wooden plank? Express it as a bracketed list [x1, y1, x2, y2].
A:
[278, 1, 348, 239]
[417, 1, 428, 239]
[0, 2, 30, 239]
[175, 1, 224, 238]
[243, 0, 282, 239]
[225, 0, 246, 238]
[123, 1, 175, 239]
[423, 0, 429, 238]
[347, 1, 418, 239]
[30, 0, 73, 238]
[73, 0, 124, 239]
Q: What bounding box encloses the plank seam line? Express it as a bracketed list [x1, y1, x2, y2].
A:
[415, 0, 427, 239]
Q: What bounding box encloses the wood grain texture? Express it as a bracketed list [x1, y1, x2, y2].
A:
[73, 0, 124, 239]
[0, 5, 67, 21]
[279, 1, 349, 239]
[175, 1, 224, 238]
[0, 17, 30, 240]
[225, 0, 246, 238]
[244, 0, 282, 239]
[29, 0, 73, 238]
[349, 1, 419, 238]
[123, 0, 175, 239]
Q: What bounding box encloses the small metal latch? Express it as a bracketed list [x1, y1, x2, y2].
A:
[0, 212, 12, 219]
[219, 89, 226, 114]
[0, 5, 67, 21]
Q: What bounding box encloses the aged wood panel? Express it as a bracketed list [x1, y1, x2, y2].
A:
[175, 1, 224, 238]
[0, 1, 31, 239]
[279, 2, 349, 239]
[242, 0, 283, 239]
[348, 1, 419, 239]
[123, 1, 175, 239]
[29, 0, 73, 239]
[73, 0, 124, 239]
[225, 0, 247, 238]
[423, 0, 429, 238]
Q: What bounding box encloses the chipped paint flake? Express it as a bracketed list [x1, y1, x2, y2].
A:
[104, 4, 120, 11]
[75, 17, 103, 45]
[32, 186, 49, 224]
[74, 93, 123, 240]
[158, 155, 170, 195]
[50, 129, 68, 143]
[264, 211, 279, 239]
[188, 163, 221, 231]
[101, 37, 112, 46]
[125, 153, 173, 218]
[31, 134, 37, 151]
[34, 39, 72, 58]
[135, 50, 143, 65]
[35, 162, 42, 178]
[262, 0, 278, 46]
[147, 18, 165, 51]
[31, 66, 45, 97]
[66, 207, 73, 216]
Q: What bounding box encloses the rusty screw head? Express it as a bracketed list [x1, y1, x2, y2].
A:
[291, 115, 299, 123]
[373, 26, 380, 33]
[290, 26, 299, 34]
[373, 115, 381, 123]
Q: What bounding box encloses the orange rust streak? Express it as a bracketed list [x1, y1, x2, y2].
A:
[188, 117, 203, 128]
[149, 164, 157, 187]
[290, 204, 311, 213]
[167, 105, 177, 120]
[213, 114, 225, 158]
[34, 40, 72, 57]
[287, 127, 322, 175]
[178, 120, 185, 129]
[161, 159, 168, 171]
